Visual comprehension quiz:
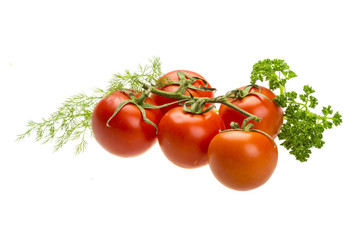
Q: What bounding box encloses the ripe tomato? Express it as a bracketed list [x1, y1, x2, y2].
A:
[208, 130, 278, 191]
[219, 86, 283, 139]
[91, 90, 162, 157]
[158, 106, 225, 169]
[150, 70, 214, 115]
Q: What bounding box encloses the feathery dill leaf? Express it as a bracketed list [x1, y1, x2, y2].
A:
[106, 56, 162, 95]
[17, 57, 163, 154]
[16, 92, 102, 154]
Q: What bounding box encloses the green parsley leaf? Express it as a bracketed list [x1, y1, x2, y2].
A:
[251, 59, 342, 162]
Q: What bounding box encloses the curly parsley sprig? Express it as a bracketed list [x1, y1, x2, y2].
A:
[251, 59, 342, 162]
[250, 59, 297, 95]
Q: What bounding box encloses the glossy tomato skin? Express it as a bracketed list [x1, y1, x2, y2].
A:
[91, 90, 162, 157]
[158, 107, 225, 169]
[219, 86, 283, 139]
[208, 130, 278, 191]
[150, 70, 214, 115]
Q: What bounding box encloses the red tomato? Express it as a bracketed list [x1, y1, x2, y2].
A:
[158, 107, 225, 169]
[219, 86, 283, 139]
[208, 130, 278, 191]
[91, 90, 162, 157]
[150, 70, 214, 115]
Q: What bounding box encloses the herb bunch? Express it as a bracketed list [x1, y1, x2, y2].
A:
[250, 59, 342, 162]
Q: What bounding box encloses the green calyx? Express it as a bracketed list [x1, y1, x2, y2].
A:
[182, 99, 216, 115]
[227, 85, 272, 104]
[106, 90, 159, 133]
[221, 118, 276, 147]
[155, 70, 216, 95]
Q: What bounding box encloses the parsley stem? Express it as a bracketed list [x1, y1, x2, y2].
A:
[280, 85, 286, 95]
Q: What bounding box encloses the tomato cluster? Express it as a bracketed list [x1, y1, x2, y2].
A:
[91, 70, 282, 191]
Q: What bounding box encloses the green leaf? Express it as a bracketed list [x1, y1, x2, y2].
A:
[250, 59, 297, 91]
[322, 119, 333, 129]
[333, 112, 343, 126]
[106, 57, 162, 95]
[303, 85, 315, 95]
[309, 96, 318, 109]
[322, 105, 333, 116]
[273, 95, 288, 108]
[286, 91, 298, 101]
[299, 94, 308, 103]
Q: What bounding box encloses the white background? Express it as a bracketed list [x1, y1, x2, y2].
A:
[1, 0, 359, 239]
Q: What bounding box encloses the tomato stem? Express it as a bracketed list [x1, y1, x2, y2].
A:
[142, 84, 262, 121]
[174, 71, 193, 94]
[217, 99, 261, 122]
[135, 87, 152, 105]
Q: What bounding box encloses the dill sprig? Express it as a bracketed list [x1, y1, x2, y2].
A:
[17, 57, 163, 154]
[250, 59, 342, 162]
[106, 56, 162, 95]
[16, 92, 102, 154]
